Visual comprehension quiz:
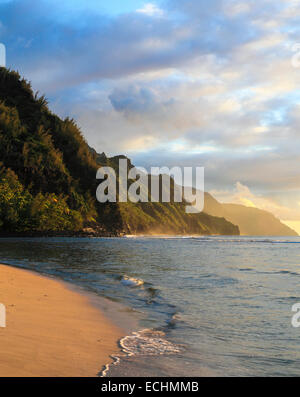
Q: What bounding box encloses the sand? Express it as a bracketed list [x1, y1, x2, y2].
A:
[0, 264, 124, 377]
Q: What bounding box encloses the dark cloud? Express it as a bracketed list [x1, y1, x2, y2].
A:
[110, 86, 159, 114]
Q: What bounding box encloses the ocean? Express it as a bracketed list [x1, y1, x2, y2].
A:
[0, 235, 300, 376]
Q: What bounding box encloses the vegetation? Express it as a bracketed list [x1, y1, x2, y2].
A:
[0, 67, 239, 236]
[0, 167, 83, 232]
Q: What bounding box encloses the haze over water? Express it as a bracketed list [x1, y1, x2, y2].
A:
[1, 236, 300, 376]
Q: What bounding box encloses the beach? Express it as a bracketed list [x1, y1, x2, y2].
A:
[1, 236, 300, 376]
[0, 264, 123, 377]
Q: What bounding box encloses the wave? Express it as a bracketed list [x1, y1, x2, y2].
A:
[120, 329, 182, 356]
[101, 328, 182, 377]
[192, 238, 300, 244]
[256, 269, 300, 276]
[121, 275, 144, 287]
[125, 235, 300, 244]
[275, 270, 300, 276]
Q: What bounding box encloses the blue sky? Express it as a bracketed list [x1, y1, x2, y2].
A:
[1, 0, 300, 229]
[0, 0, 153, 14]
[53, 0, 155, 16]
[90, 0, 158, 15]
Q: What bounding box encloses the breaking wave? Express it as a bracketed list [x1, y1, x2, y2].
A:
[101, 329, 182, 377]
[121, 275, 144, 287]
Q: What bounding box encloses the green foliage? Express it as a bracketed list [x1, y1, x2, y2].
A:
[0, 169, 32, 231]
[118, 200, 239, 236]
[0, 168, 83, 232]
[30, 193, 83, 232]
[0, 67, 99, 233]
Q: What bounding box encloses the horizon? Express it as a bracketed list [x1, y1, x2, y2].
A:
[1, 0, 300, 232]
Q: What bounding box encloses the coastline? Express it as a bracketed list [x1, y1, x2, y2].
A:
[0, 232, 240, 239]
[0, 264, 125, 377]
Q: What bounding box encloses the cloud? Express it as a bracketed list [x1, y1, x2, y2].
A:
[136, 3, 163, 17]
[0, 0, 266, 91]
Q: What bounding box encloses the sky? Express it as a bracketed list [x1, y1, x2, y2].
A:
[1, 0, 300, 232]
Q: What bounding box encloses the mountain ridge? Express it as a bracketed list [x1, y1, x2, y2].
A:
[203, 192, 298, 236]
[0, 67, 239, 236]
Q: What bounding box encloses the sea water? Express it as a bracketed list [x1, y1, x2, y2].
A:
[0, 236, 300, 376]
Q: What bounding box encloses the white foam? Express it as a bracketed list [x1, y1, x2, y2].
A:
[120, 329, 181, 356]
[121, 275, 144, 287]
[101, 328, 181, 377]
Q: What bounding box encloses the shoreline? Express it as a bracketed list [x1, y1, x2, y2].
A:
[0, 231, 242, 239]
[0, 264, 125, 377]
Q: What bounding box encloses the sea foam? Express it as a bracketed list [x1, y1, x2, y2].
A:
[101, 328, 181, 377]
[121, 275, 144, 287]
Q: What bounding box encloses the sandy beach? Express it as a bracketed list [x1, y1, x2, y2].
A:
[0, 264, 124, 377]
